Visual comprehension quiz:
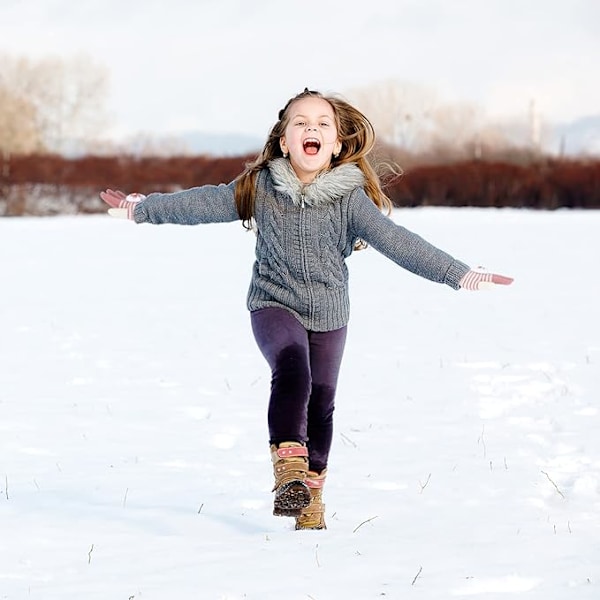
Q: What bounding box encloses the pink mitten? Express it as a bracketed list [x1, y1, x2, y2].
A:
[99, 189, 146, 219]
[460, 269, 514, 291]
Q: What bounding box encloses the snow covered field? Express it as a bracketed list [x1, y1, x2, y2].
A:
[1, 208, 598, 599]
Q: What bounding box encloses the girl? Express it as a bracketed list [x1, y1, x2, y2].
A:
[100, 88, 513, 530]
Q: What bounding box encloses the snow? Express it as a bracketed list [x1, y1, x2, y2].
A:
[1, 208, 599, 599]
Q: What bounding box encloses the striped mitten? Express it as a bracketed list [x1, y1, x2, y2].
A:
[99, 189, 146, 220]
[459, 268, 514, 290]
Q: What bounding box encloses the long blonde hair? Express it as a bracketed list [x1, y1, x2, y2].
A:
[235, 89, 393, 231]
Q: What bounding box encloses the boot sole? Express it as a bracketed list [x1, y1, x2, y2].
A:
[273, 480, 311, 517]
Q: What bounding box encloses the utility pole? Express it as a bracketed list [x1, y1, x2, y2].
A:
[529, 99, 541, 154]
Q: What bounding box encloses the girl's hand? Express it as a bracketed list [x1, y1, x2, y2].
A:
[460, 268, 514, 291]
[99, 189, 146, 219]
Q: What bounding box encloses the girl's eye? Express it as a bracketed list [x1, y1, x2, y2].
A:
[295, 121, 305, 126]
[320, 122, 330, 127]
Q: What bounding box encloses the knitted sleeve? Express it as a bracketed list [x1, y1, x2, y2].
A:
[348, 189, 470, 289]
[133, 181, 240, 225]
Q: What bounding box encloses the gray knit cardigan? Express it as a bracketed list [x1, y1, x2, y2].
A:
[134, 158, 470, 331]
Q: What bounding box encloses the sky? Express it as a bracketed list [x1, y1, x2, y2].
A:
[1, 0, 600, 141]
[1, 208, 599, 598]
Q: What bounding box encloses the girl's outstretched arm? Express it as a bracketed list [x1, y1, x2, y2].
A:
[99, 181, 240, 225]
[349, 189, 514, 290]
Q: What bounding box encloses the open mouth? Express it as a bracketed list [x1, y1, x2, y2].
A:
[303, 138, 321, 155]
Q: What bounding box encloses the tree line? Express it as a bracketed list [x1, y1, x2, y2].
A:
[1, 152, 598, 216]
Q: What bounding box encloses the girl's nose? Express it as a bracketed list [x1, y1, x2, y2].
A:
[306, 125, 318, 131]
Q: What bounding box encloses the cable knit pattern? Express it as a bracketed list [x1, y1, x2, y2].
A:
[133, 159, 470, 331]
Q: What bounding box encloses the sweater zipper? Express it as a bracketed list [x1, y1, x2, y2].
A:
[298, 192, 314, 315]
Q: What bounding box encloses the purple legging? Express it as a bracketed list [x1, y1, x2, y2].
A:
[250, 307, 347, 473]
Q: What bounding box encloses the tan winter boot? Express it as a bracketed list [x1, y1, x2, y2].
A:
[295, 469, 327, 530]
[270, 441, 311, 517]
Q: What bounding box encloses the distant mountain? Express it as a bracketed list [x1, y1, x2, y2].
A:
[177, 131, 263, 157]
[552, 114, 600, 156]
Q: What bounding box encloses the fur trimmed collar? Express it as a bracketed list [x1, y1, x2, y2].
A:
[267, 158, 365, 207]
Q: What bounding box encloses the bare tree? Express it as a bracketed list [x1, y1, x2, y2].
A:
[428, 102, 484, 153]
[0, 85, 44, 154]
[427, 102, 512, 160]
[345, 79, 533, 162]
[0, 53, 110, 154]
[346, 79, 440, 152]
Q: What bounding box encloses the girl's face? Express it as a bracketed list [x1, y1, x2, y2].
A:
[279, 97, 342, 183]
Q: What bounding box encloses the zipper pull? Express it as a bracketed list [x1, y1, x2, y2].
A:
[301, 193, 305, 208]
